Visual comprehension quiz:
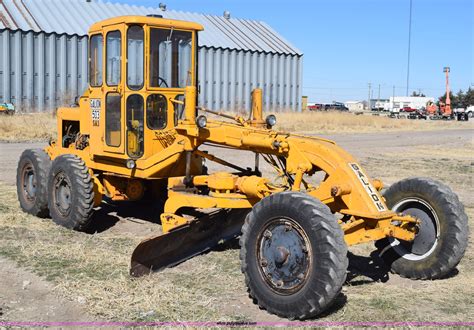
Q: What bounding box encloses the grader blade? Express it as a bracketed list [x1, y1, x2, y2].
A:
[130, 209, 249, 277]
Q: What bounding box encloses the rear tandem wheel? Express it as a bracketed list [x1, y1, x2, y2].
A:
[47, 155, 95, 231]
[16, 149, 51, 218]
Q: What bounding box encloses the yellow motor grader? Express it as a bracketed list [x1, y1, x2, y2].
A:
[16, 16, 468, 320]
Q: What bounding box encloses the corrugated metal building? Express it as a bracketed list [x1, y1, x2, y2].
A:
[0, 0, 303, 113]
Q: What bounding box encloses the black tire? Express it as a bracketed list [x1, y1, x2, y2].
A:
[376, 177, 469, 279]
[16, 149, 51, 218]
[240, 192, 348, 320]
[47, 155, 95, 231]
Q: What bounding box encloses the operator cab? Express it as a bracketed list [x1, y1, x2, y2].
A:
[86, 16, 203, 160]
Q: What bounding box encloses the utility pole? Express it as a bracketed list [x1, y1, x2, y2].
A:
[368, 83, 372, 111]
[406, 0, 413, 96]
[378, 84, 381, 109]
[392, 85, 396, 111]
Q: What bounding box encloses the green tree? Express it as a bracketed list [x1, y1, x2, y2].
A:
[438, 87, 474, 108]
[455, 90, 465, 108]
[464, 87, 474, 107]
[438, 91, 456, 106]
[411, 91, 426, 97]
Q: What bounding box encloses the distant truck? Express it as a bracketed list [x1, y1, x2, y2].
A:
[400, 106, 417, 113]
[307, 103, 323, 111]
[324, 103, 349, 111]
[453, 107, 472, 121]
[465, 106, 474, 118]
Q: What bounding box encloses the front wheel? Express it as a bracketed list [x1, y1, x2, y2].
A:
[240, 192, 348, 320]
[376, 177, 469, 279]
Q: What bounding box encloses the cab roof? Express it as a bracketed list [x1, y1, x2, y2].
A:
[89, 15, 204, 33]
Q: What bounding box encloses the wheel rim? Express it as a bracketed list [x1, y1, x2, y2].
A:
[53, 172, 72, 217]
[256, 217, 312, 295]
[21, 163, 36, 202]
[389, 197, 440, 260]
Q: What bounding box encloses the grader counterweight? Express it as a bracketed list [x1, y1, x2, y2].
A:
[16, 15, 469, 320]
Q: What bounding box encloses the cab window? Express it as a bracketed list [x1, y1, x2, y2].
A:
[174, 94, 185, 125]
[105, 93, 121, 147]
[127, 26, 144, 90]
[147, 94, 167, 129]
[126, 94, 144, 158]
[106, 31, 121, 86]
[89, 34, 103, 87]
[149, 29, 192, 88]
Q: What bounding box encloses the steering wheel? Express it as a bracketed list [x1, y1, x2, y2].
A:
[157, 77, 169, 88]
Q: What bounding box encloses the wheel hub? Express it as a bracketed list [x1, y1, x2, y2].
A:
[21, 164, 36, 202]
[402, 207, 436, 255]
[257, 218, 311, 294]
[54, 173, 72, 216]
[392, 197, 439, 260]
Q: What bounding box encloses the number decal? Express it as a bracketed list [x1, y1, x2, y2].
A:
[90, 99, 101, 126]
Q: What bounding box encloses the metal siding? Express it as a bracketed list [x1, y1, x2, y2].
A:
[196, 47, 301, 113]
[1, 29, 302, 113]
[1, 29, 90, 111]
[214, 49, 222, 110]
[243, 52, 251, 111]
[1, 30, 9, 103]
[263, 54, 271, 111]
[25, 31, 34, 110]
[284, 55, 291, 109]
[47, 34, 56, 109]
[221, 49, 229, 110]
[79, 37, 88, 94]
[296, 55, 303, 112]
[270, 54, 277, 111]
[206, 48, 214, 109]
[36, 33, 45, 112]
[197, 49, 205, 107]
[70, 35, 78, 98]
[12, 30, 22, 106]
[236, 52, 244, 111]
[229, 50, 237, 111]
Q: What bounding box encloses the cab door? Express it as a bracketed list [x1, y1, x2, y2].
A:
[103, 25, 125, 154]
[88, 32, 105, 157]
[124, 24, 146, 159]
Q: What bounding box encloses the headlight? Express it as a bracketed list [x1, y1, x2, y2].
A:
[266, 114, 277, 127]
[126, 159, 136, 169]
[196, 115, 207, 128]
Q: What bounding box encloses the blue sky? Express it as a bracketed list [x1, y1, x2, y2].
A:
[117, 0, 472, 103]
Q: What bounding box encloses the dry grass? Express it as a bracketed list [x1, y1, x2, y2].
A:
[0, 187, 249, 321]
[1, 111, 472, 142]
[0, 113, 56, 142]
[275, 111, 472, 133]
[0, 143, 472, 322]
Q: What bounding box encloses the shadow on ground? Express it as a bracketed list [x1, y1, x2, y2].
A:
[84, 200, 163, 234]
[85, 201, 395, 289]
[346, 251, 390, 284]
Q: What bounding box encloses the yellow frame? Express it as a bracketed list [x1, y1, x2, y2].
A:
[47, 16, 418, 247]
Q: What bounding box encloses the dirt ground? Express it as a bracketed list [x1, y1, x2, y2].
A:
[0, 128, 472, 323]
[0, 257, 91, 322]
